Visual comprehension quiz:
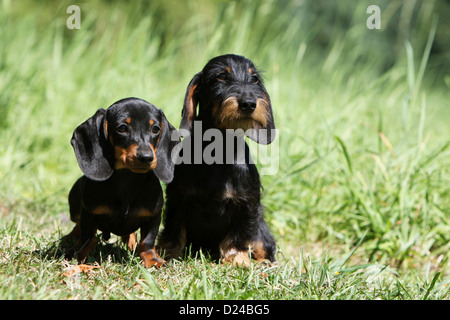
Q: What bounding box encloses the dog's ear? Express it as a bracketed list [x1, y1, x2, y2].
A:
[246, 91, 276, 145]
[180, 72, 202, 133]
[71, 108, 114, 181]
[154, 110, 180, 183]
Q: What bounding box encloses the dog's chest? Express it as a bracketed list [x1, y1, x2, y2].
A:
[82, 176, 162, 234]
[175, 163, 260, 209]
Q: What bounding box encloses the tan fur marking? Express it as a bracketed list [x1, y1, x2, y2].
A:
[122, 233, 137, 251]
[220, 238, 251, 267]
[149, 144, 157, 170]
[214, 97, 239, 129]
[249, 240, 267, 260]
[214, 96, 270, 130]
[223, 189, 235, 200]
[185, 84, 198, 122]
[221, 247, 251, 267]
[92, 205, 112, 215]
[220, 239, 270, 267]
[114, 141, 153, 172]
[137, 243, 166, 268]
[252, 98, 269, 127]
[222, 182, 242, 204]
[104, 120, 108, 137]
[114, 144, 138, 170]
[135, 208, 155, 217]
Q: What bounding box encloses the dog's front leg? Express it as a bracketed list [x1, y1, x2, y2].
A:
[138, 216, 165, 268]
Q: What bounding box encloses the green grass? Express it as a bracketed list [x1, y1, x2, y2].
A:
[0, 0, 449, 300]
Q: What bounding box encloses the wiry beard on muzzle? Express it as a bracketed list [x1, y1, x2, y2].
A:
[213, 96, 270, 131]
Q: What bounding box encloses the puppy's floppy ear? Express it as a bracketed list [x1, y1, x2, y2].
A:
[71, 108, 114, 181]
[180, 71, 202, 133]
[154, 110, 180, 183]
[246, 90, 276, 145]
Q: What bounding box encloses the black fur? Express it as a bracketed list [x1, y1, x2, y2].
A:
[64, 97, 178, 267]
[158, 55, 276, 265]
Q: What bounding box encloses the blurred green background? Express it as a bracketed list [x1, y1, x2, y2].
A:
[0, 0, 449, 270]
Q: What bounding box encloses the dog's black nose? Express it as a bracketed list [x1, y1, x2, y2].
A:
[239, 98, 256, 114]
[137, 152, 154, 164]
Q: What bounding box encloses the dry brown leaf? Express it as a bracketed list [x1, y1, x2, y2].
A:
[63, 263, 101, 277]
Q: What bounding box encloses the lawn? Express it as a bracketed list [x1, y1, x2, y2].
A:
[0, 0, 449, 301]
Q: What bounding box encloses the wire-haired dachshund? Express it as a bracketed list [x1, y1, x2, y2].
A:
[158, 54, 277, 266]
[64, 97, 178, 268]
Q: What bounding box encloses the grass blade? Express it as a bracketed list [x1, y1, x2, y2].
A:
[422, 272, 441, 300]
[333, 230, 368, 271]
[335, 136, 353, 175]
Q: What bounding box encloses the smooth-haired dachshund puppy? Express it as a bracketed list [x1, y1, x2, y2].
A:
[64, 97, 178, 268]
[158, 54, 277, 266]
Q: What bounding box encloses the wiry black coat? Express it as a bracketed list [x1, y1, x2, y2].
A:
[158, 55, 277, 265]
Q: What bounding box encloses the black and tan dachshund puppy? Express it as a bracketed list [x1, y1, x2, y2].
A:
[158, 54, 277, 266]
[64, 97, 178, 267]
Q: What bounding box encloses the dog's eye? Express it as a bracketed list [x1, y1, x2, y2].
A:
[151, 125, 161, 134]
[250, 75, 259, 84]
[117, 124, 128, 133]
[217, 72, 228, 81]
